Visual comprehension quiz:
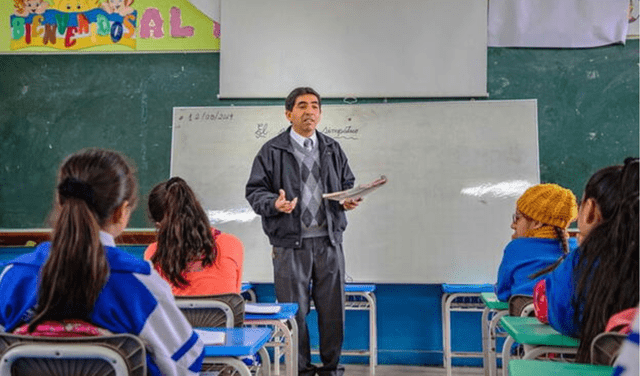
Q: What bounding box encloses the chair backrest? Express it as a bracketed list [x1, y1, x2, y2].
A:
[605, 307, 638, 334]
[508, 294, 534, 317]
[0, 332, 146, 376]
[590, 331, 627, 366]
[175, 293, 245, 328]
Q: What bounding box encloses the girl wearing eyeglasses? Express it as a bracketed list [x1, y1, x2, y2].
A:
[494, 183, 578, 302]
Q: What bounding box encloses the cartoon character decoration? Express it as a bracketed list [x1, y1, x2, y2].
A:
[13, 0, 49, 16]
[51, 0, 100, 12]
[9, 0, 141, 51]
[101, 0, 134, 16]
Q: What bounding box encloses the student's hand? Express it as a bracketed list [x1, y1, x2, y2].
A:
[275, 189, 298, 213]
[342, 197, 362, 210]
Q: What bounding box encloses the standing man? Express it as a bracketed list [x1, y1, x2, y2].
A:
[246, 87, 360, 376]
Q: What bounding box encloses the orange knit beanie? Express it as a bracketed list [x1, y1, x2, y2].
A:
[516, 184, 578, 229]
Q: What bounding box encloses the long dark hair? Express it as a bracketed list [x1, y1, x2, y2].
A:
[148, 177, 216, 288]
[573, 158, 639, 362]
[29, 148, 138, 332]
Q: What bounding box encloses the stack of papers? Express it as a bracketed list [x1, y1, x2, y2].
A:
[194, 329, 226, 345]
[245, 303, 282, 314]
[322, 175, 387, 202]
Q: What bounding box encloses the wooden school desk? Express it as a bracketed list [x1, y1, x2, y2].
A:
[200, 327, 272, 376]
[245, 303, 299, 376]
[499, 316, 579, 376]
[508, 359, 613, 376]
[441, 283, 495, 376]
[481, 292, 509, 376]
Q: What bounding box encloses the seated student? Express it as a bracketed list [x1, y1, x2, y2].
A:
[535, 158, 639, 363]
[494, 183, 578, 302]
[144, 177, 244, 295]
[0, 148, 204, 375]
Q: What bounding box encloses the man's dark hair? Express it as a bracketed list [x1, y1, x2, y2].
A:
[285, 87, 321, 111]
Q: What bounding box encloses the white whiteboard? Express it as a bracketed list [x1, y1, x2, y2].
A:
[171, 100, 539, 283]
[219, 0, 488, 98]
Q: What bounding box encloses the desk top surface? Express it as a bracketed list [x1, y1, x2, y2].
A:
[344, 284, 376, 292]
[481, 292, 509, 310]
[500, 316, 579, 347]
[241, 283, 375, 293]
[442, 283, 494, 293]
[508, 360, 613, 376]
[244, 302, 299, 320]
[199, 327, 272, 357]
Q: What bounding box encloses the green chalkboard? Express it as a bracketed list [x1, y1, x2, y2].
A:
[1, 41, 638, 228]
[486, 42, 640, 197]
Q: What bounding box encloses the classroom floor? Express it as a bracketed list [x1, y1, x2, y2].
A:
[272, 365, 486, 376]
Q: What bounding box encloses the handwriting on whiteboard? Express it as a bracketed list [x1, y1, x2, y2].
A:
[320, 126, 359, 140]
[177, 111, 234, 122]
[252, 124, 360, 140]
[175, 108, 360, 140]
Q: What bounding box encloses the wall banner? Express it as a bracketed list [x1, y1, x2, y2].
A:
[3, 0, 219, 53]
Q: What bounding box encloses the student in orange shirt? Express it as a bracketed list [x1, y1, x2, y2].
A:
[144, 177, 244, 295]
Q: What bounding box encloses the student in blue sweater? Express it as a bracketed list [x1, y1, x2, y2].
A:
[535, 158, 639, 363]
[0, 148, 204, 375]
[494, 183, 578, 302]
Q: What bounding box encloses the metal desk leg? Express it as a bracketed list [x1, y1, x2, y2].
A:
[501, 336, 515, 376]
[333, 290, 377, 376]
[488, 311, 507, 376]
[203, 356, 252, 376]
[481, 307, 491, 376]
[365, 291, 377, 376]
[289, 316, 299, 376]
[258, 346, 272, 376]
[247, 318, 297, 376]
[274, 343, 280, 376]
[442, 293, 454, 376]
[441, 289, 490, 375]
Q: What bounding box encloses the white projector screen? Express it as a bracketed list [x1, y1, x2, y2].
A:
[219, 0, 488, 98]
[170, 100, 539, 283]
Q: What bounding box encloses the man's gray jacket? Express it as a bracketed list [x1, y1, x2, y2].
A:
[245, 127, 355, 248]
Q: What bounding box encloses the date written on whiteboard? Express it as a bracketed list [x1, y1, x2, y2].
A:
[177, 111, 234, 122]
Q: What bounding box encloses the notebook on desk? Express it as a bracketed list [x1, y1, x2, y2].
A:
[195, 329, 226, 345]
[245, 303, 282, 314]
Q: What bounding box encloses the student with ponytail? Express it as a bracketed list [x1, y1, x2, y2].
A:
[534, 158, 639, 363]
[0, 148, 204, 375]
[144, 177, 244, 295]
[494, 183, 579, 302]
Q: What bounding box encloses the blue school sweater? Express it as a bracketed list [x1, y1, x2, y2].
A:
[494, 237, 578, 302]
[0, 242, 204, 375]
[544, 247, 582, 337]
